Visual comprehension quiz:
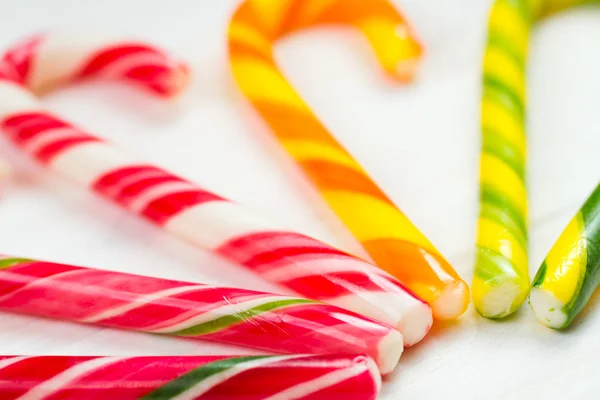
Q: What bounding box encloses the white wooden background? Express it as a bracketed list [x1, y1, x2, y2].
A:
[0, 1, 598, 398]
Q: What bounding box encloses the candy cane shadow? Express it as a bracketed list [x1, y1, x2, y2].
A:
[381, 295, 533, 380]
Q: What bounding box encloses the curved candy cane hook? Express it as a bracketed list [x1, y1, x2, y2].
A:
[228, 0, 469, 320]
[474, 0, 600, 318]
[0, 33, 432, 346]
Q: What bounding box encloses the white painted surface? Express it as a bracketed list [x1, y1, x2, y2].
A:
[0, 1, 598, 399]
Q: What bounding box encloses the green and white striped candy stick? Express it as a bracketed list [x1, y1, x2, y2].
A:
[530, 183, 600, 328]
[473, 0, 599, 318]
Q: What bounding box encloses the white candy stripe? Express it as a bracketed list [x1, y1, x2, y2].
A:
[94, 52, 169, 79]
[79, 284, 213, 323]
[140, 294, 262, 331]
[149, 295, 303, 333]
[221, 235, 336, 265]
[259, 255, 378, 281]
[0, 268, 90, 303]
[50, 141, 138, 186]
[171, 356, 294, 400]
[128, 180, 200, 213]
[165, 201, 279, 249]
[21, 126, 87, 154]
[27, 33, 133, 93]
[16, 356, 122, 400]
[279, 315, 365, 349]
[331, 291, 419, 326]
[0, 356, 27, 370]
[263, 360, 371, 400]
[422, 251, 456, 282]
[0, 82, 42, 120]
[101, 168, 169, 199]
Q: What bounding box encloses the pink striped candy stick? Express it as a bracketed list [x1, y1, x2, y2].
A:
[0, 33, 432, 345]
[0, 255, 403, 374]
[0, 354, 381, 399]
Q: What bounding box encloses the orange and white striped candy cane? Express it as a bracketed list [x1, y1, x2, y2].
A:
[228, 0, 470, 319]
[0, 33, 432, 345]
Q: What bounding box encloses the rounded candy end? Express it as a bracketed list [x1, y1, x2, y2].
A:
[163, 64, 191, 99]
[391, 57, 419, 82]
[473, 279, 529, 319]
[431, 280, 470, 320]
[376, 329, 404, 375]
[530, 287, 568, 329]
[396, 300, 433, 347]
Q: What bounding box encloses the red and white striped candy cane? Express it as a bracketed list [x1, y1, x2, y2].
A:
[0, 33, 432, 345]
[0, 354, 381, 399]
[0, 254, 403, 374]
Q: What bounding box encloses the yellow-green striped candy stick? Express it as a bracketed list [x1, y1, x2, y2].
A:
[474, 0, 599, 318]
[530, 183, 600, 328]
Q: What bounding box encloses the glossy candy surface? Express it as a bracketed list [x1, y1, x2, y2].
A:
[0, 255, 404, 374]
[474, 0, 599, 318]
[0, 33, 432, 344]
[228, 0, 469, 320]
[0, 354, 381, 399]
[530, 183, 600, 328]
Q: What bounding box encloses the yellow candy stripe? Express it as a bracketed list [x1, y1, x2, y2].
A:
[229, 0, 470, 319]
[531, 183, 600, 328]
[537, 215, 587, 305]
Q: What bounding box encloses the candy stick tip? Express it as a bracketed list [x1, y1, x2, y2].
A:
[376, 329, 404, 375]
[431, 280, 470, 320]
[391, 58, 419, 82]
[331, 293, 432, 346]
[529, 287, 568, 329]
[396, 301, 433, 346]
[0, 156, 12, 183]
[474, 281, 528, 319]
[164, 64, 191, 99]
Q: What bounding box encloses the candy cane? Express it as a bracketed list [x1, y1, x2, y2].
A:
[473, 0, 599, 318]
[0, 255, 403, 374]
[0, 33, 432, 345]
[228, 0, 470, 320]
[0, 354, 381, 399]
[530, 183, 600, 328]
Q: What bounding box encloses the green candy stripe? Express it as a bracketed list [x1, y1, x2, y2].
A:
[0, 258, 32, 269]
[475, 0, 533, 318]
[481, 184, 528, 244]
[141, 356, 274, 399]
[559, 183, 600, 325]
[537, 0, 600, 17]
[482, 128, 526, 181]
[476, 246, 527, 283]
[480, 202, 528, 250]
[483, 74, 525, 120]
[486, 34, 526, 68]
[167, 298, 316, 336]
[502, 0, 535, 22]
